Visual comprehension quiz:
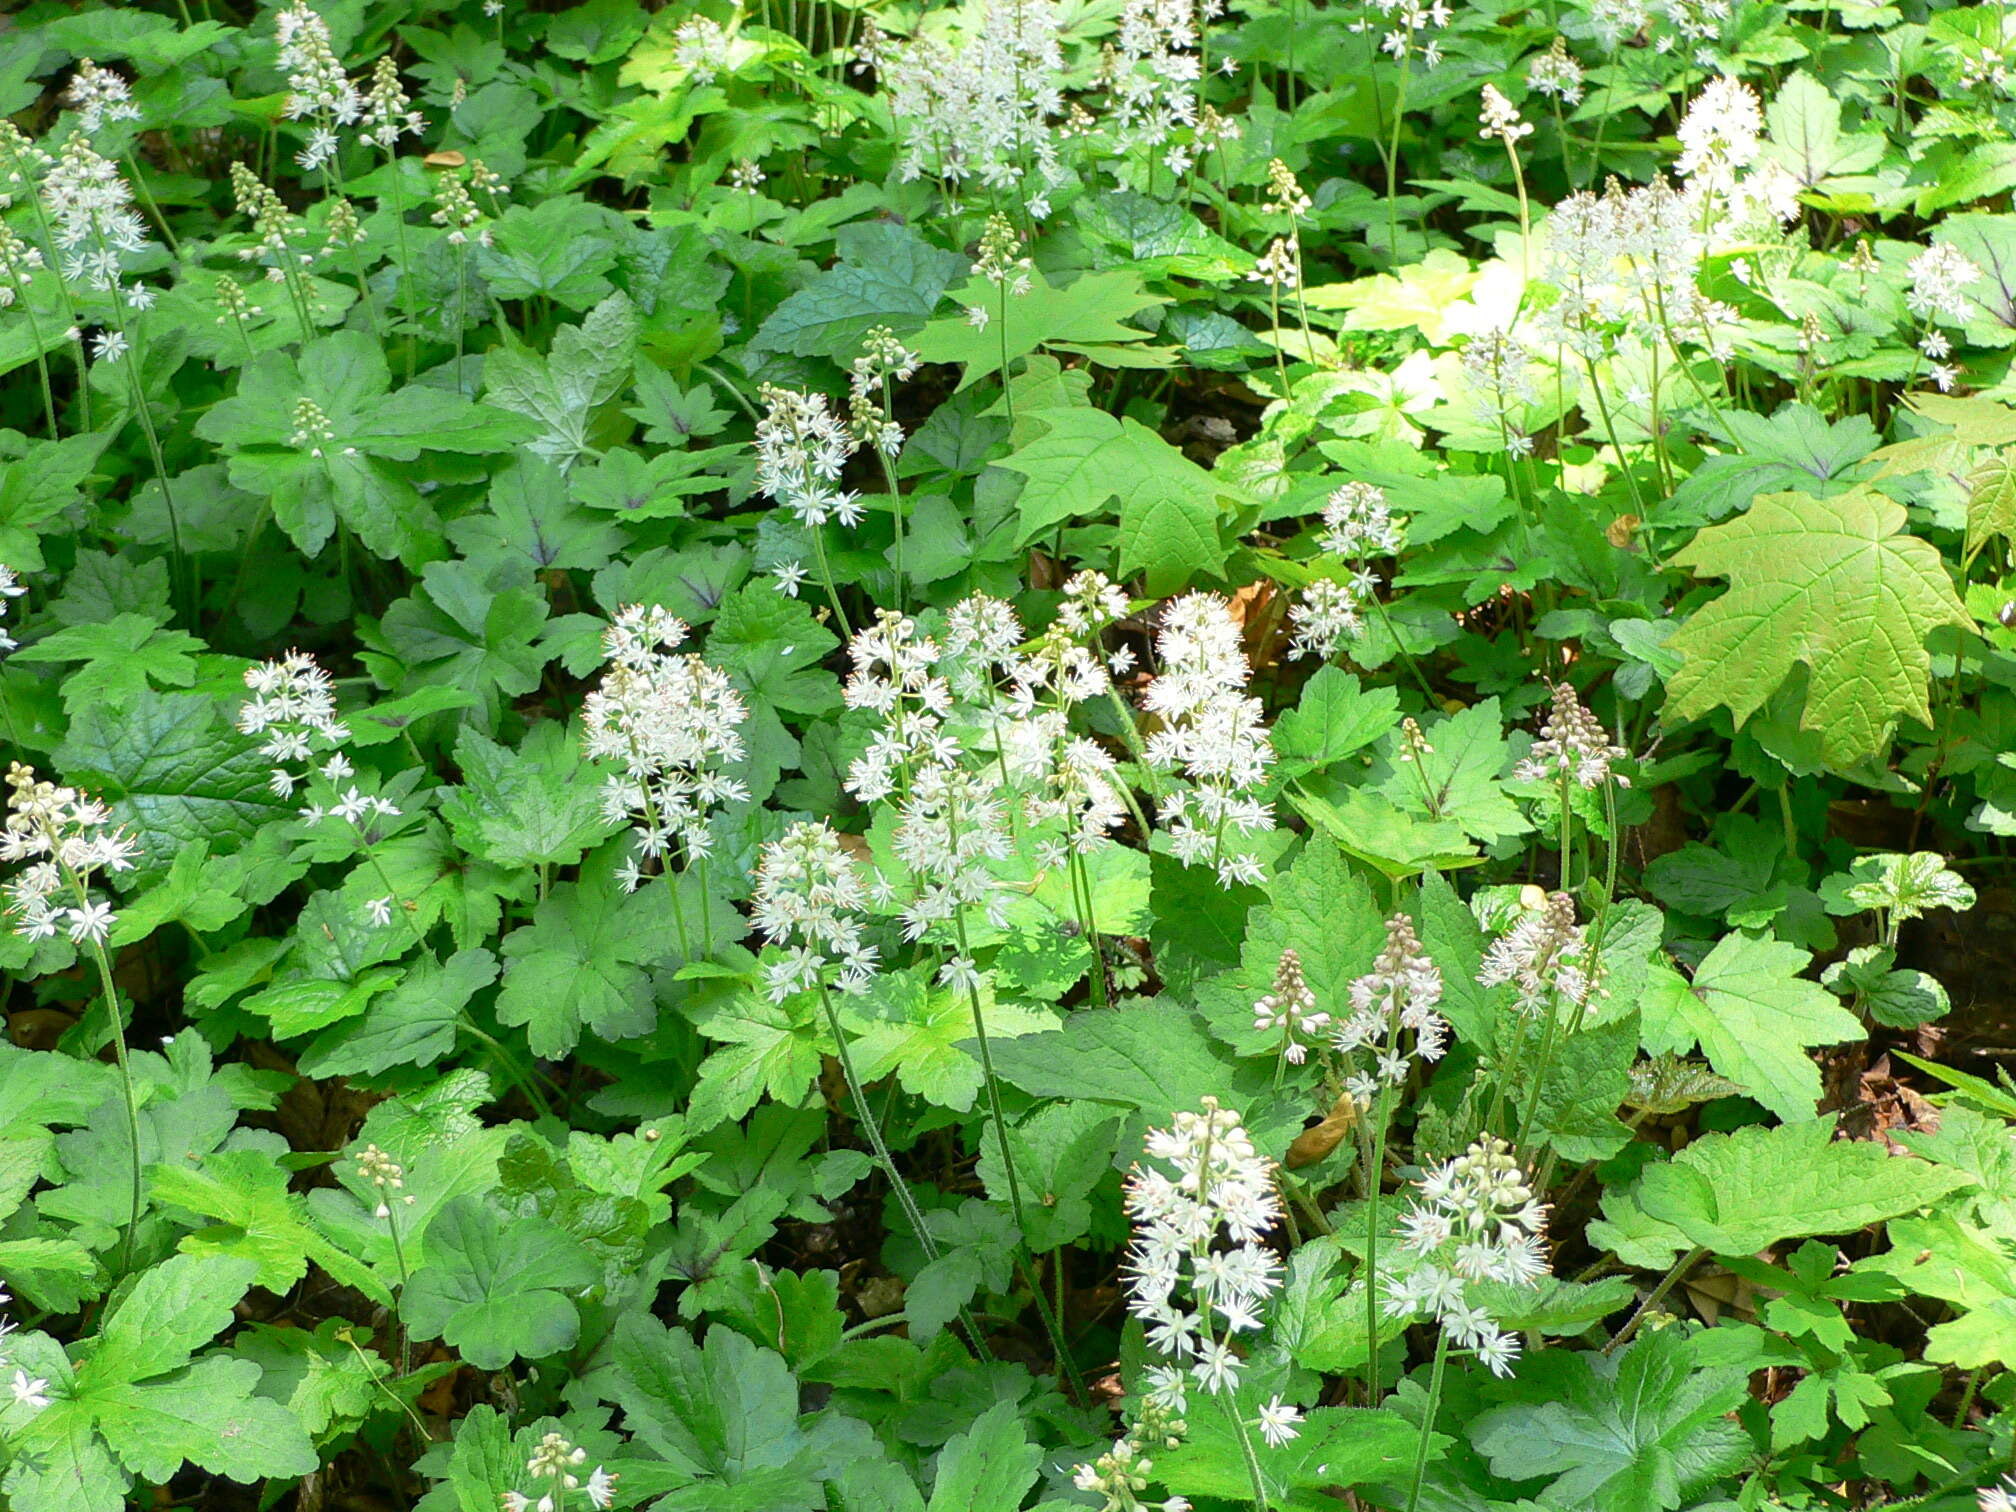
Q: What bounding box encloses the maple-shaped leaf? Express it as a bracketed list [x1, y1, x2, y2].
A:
[842, 966, 1056, 1113]
[1640, 932, 1864, 1123]
[1665, 486, 1968, 764]
[912, 269, 1169, 390]
[1471, 1331, 1752, 1512]
[993, 404, 1244, 594]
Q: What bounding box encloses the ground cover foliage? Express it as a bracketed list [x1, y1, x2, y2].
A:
[6, 0, 2016, 1508]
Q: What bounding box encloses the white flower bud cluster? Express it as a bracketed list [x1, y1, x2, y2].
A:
[754, 820, 879, 1001]
[354, 1143, 414, 1220]
[974, 213, 1034, 292]
[1478, 84, 1531, 144]
[1254, 948, 1329, 1065]
[1143, 594, 1275, 885]
[1526, 40, 1584, 104]
[0, 1286, 50, 1414]
[1384, 1136, 1550, 1376]
[1333, 915, 1448, 1102]
[432, 171, 491, 248]
[356, 57, 425, 152]
[1513, 681, 1630, 790]
[499, 1432, 616, 1512]
[0, 217, 44, 309]
[581, 605, 750, 893]
[846, 326, 918, 457]
[1478, 889, 1598, 1018]
[2, 762, 138, 945]
[1248, 235, 1299, 290]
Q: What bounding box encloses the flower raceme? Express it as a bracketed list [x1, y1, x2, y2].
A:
[2, 762, 139, 945]
[1073, 1098, 1303, 1512]
[753, 820, 879, 1001]
[1142, 593, 1275, 885]
[581, 604, 750, 891]
[1385, 1136, 1551, 1377]
[1124, 1098, 1285, 1387]
[1333, 914, 1449, 1103]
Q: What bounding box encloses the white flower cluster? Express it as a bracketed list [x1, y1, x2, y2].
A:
[238, 650, 350, 797]
[755, 384, 860, 528]
[1674, 75, 1800, 230]
[1478, 889, 1598, 1018]
[870, 0, 1068, 214]
[1125, 1099, 1284, 1377]
[2, 762, 139, 945]
[42, 132, 149, 292]
[1462, 327, 1540, 454]
[1384, 1136, 1550, 1376]
[1906, 242, 1982, 327]
[1254, 948, 1329, 1064]
[1101, 0, 1219, 175]
[1333, 914, 1448, 1103]
[238, 654, 400, 925]
[500, 1432, 616, 1512]
[0, 565, 23, 651]
[1535, 175, 1737, 363]
[671, 15, 731, 85]
[276, 0, 361, 148]
[0, 1286, 50, 1415]
[1982, 1476, 2016, 1512]
[1292, 481, 1407, 661]
[842, 609, 956, 803]
[65, 60, 141, 135]
[1351, 0, 1452, 68]
[1526, 40, 1584, 104]
[1513, 681, 1630, 789]
[892, 763, 1014, 988]
[1142, 594, 1274, 885]
[754, 820, 879, 1000]
[990, 578, 1135, 861]
[581, 605, 750, 892]
[1075, 1097, 1302, 1508]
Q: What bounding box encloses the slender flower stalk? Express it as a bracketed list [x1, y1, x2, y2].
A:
[1077, 1098, 1296, 1511]
[355, 1143, 415, 1371]
[1333, 915, 1446, 1401]
[1390, 1137, 1551, 1510]
[3, 764, 143, 1271]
